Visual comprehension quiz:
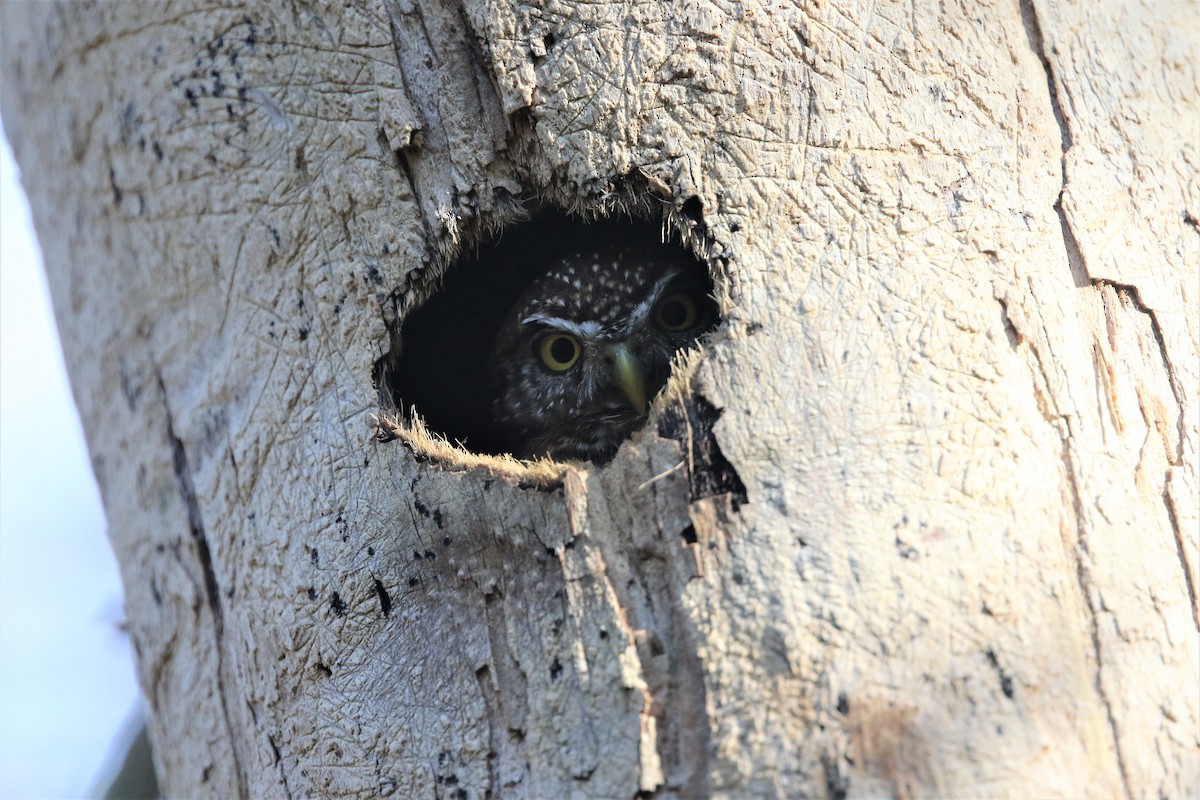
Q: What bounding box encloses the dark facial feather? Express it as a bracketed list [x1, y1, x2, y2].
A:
[489, 244, 715, 461]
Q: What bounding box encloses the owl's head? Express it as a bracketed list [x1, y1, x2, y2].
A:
[490, 245, 717, 462]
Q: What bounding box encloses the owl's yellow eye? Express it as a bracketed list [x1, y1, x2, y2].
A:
[653, 292, 699, 331]
[539, 333, 582, 371]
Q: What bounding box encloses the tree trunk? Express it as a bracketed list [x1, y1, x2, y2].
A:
[2, 1, 1195, 797]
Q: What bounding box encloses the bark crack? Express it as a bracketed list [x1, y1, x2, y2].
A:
[1020, 0, 1186, 463]
[155, 367, 250, 798]
[266, 734, 294, 800]
[473, 664, 503, 799]
[1095, 278, 1196, 627]
[1162, 484, 1200, 631]
[1095, 280, 1186, 467]
[1018, 0, 1071, 154]
[1059, 445, 1133, 800]
[1018, 2, 1138, 795]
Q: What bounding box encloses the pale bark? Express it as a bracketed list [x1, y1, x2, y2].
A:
[1, 1, 1196, 798]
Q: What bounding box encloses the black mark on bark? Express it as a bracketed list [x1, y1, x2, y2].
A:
[658, 394, 748, 507]
[374, 578, 392, 617]
[985, 648, 1015, 700]
[821, 753, 850, 800]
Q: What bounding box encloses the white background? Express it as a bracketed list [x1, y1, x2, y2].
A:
[0, 123, 142, 797]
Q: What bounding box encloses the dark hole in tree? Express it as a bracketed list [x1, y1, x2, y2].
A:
[379, 211, 718, 461]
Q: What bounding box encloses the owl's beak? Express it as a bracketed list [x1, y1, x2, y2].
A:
[611, 345, 648, 415]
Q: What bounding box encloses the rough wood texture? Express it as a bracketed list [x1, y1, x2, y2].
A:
[2, 1, 1196, 797]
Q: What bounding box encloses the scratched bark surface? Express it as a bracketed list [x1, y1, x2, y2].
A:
[1, 1, 1196, 798]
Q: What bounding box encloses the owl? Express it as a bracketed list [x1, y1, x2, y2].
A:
[489, 243, 717, 462]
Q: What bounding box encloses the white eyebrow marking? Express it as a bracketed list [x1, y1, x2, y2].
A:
[521, 314, 602, 338]
[628, 267, 684, 326]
